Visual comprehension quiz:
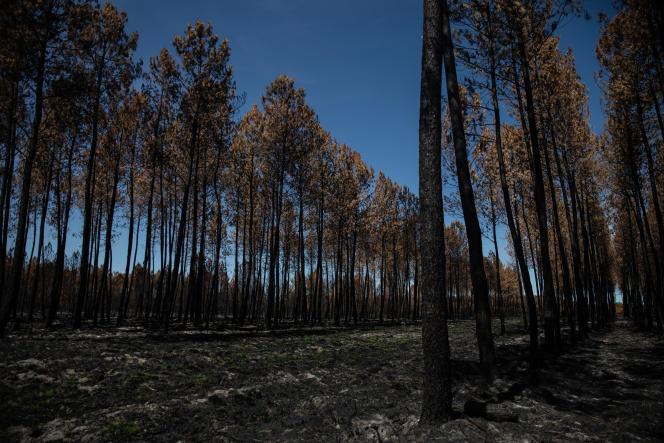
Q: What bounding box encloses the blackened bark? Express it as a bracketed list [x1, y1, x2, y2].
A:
[441, 0, 496, 381]
[542, 112, 575, 341]
[74, 59, 105, 330]
[162, 118, 198, 332]
[516, 32, 559, 350]
[419, 0, 452, 424]
[94, 156, 121, 325]
[489, 184, 505, 335]
[0, 38, 47, 336]
[0, 82, 19, 301]
[47, 135, 75, 327]
[28, 156, 54, 323]
[486, 3, 538, 362]
[118, 126, 138, 325]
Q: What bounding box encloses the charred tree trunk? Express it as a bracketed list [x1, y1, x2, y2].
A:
[0, 37, 48, 336]
[441, 0, 495, 381]
[419, 0, 452, 423]
[486, 3, 538, 364]
[516, 31, 560, 350]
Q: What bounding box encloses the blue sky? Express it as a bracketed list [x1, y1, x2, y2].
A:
[113, 0, 424, 191]
[83, 0, 614, 271]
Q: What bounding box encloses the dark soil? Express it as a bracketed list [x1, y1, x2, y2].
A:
[1, 320, 662, 442]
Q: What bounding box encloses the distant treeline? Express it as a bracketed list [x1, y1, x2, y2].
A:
[0, 1, 531, 334]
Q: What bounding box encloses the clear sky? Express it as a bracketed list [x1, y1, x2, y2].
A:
[90, 0, 614, 271]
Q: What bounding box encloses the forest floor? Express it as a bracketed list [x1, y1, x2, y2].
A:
[1, 319, 663, 442]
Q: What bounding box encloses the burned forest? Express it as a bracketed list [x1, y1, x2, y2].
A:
[1, 0, 663, 441]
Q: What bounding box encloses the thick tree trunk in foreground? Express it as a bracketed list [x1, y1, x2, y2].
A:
[419, 0, 452, 424]
[441, 0, 496, 382]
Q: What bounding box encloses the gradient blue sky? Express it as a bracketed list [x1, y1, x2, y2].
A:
[91, 0, 614, 271]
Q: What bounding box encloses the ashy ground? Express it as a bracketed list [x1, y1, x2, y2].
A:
[1, 320, 663, 442]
